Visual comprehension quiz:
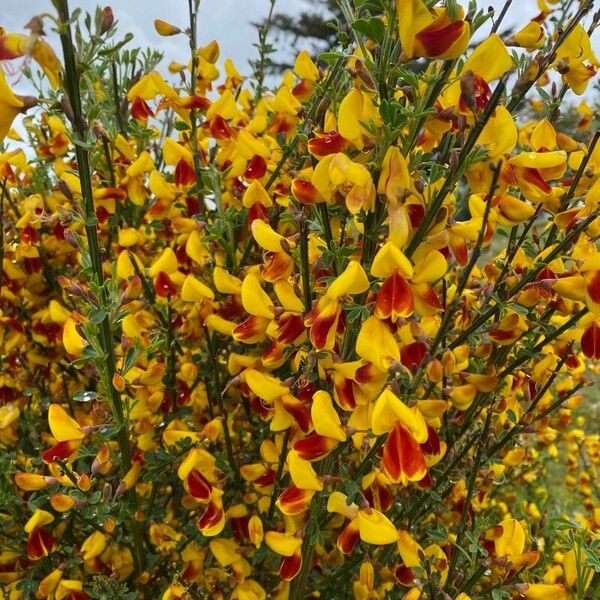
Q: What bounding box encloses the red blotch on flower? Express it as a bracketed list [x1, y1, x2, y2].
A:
[382, 422, 427, 484]
[334, 376, 357, 410]
[406, 204, 425, 228]
[587, 271, 600, 304]
[277, 485, 314, 515]
[395, 564, 415, 585]
[247, 202, 269, 224]
[254, 468, 277, 487]
[21, 225, 40, 244]
[154, 271, 178, 298]
[95, 206, 110, 224]
[282, 395, 312, 433]
[263, 253, 294, 283]
[279, 551, 302, 581]
[581, 321, 600, 359]
[291, 178, 321, 204]
[293, 432, 337, 461]
[197, 499, 223, 531]
[27, 527, 55, 560]
[521, 167, 552, 194]
[307, 305, 340, 350]
[42, 440, 79, 464]
[363, 481, 394, 512]
[244, 154, 267, 180]
[181, 95, 211, 110]
[459, 74, 491, 112]
[400, 341, 427, 369]
[175, 159, 196, 187]
[416, 19, 466, 57]
[421, 425, 442, 457]
[209, 115, 233, 140]
[337, 521, 360, 555]
[375, 272, 414, 320]
[186, 468, 212, 501]
[232, 315, 267, 343]
[308, 132, 348, 157]
[292, 78, 314, 101]
[131, 97, 154, 121]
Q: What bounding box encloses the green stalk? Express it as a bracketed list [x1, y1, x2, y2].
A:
[506, 1, 593, 113]
[299, 208, 313, 312]
[0, 177, 8, 301]
[444, 408, 489, 590]
[267, 430, 290, 521]
[202, 325, 242, 488]
[490, 0, 514, 34]
[110, 61, 127, 136]
[449, 208, 600, 350]
[187, 0, 206, 220]
[53, 0, 144, 574]
[253, 0, 277, 103]
[545, 129, 600, 245]
[405, 77, 507, 258]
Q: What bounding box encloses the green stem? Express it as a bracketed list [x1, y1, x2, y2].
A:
[490, 0, 514, 34]
[0, 177, 8, 301]
[187, 0, 206, 219]
[405, 77, 507, 258]
[506, 1, 593, 112]
[267, 429, 290, 521]
[111, 61, 127, 136]
[203, 326, 242, 488]
[445, 408, 490, 591]
[545, 129, 600, 245]
[53, 0, 144, 574]
[299, 208, 312, 312]
[253, 0, 277, 103]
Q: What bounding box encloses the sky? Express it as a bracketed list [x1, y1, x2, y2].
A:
[0, 0, 597, 105]
[3, 0, 295, 81]
[1, 0, 546, 86]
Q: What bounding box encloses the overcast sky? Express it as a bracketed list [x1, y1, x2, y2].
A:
[1, 0, 597, 103]
[2, 0, 543, 82]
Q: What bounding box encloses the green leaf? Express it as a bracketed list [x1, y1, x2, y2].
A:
[352, 17, 385, 43]
[343, 480, 360, 504]
[88, 308, 107, 324]
[73, 390, 98, 403]
[174, 121, 191, 131]
[317, 51, 347, 65]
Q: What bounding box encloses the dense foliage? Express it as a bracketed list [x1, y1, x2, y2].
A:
[1, 0, 600, 598]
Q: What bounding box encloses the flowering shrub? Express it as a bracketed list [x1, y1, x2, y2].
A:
[1, 0, 600, 597]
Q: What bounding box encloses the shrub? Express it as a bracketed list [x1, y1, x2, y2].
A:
[1, 0, 600, 598]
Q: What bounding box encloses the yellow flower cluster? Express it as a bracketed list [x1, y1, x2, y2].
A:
[0, 0, 600, 598]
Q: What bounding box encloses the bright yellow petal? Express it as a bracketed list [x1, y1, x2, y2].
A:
[48, 404, 84, 442]
[181, 274, 215, 302]
[241, 272, 274, 318]
[371, 241, 414, 279]
[372, 389, 428, 441]
[357, 509, 398, 545]
[264, 531, 302, 557]
[62, 317, 86, 356]
[356, 316, 400, 372]
[311, 391, 346, 442]
[462, 34, 513, 81]
[326, 260, 370, 299]
[288, 450, 323, 491]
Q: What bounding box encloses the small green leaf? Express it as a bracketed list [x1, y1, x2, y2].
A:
[352, 17, 385, 43]
[88, 308, 107, 324]
[73, 390, 98, 403]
